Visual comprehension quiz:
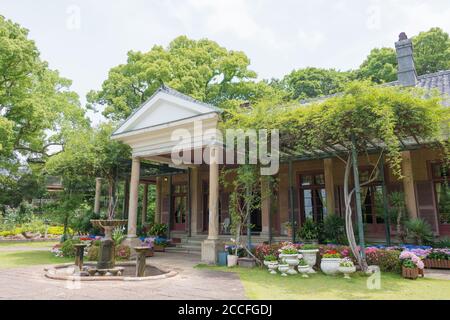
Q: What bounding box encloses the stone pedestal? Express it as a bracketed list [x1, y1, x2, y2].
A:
[201, 239, 223, 264]
[134, 247, 149, 277]
[97, 239, 115, 270]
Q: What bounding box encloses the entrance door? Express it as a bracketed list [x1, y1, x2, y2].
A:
[172, 184, 187, 231]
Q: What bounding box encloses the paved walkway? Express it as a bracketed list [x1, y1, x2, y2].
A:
[0, 252, 247, 300]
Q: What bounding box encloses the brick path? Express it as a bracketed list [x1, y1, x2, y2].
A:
[0, 252, 246, 300]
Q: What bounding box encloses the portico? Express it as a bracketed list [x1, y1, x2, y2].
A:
[111, 84, 224, 263]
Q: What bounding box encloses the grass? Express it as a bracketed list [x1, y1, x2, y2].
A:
[0, 241, 58, 248]
[0, 250, 72, 269]
[196, 265, 450, 300]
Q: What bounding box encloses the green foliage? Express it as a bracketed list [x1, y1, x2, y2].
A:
[405, 218, 434, 245]
[112, 227, 126, 246]
[357, 47, 397, 83]
[282, 67, 353, 99]
[402, 259, 416, 269]
[297, 218, 319, 241]
[263, 254, 277, 261]
[69, 202, 100, 235]
[147, 223, 168, 237]
[86, 245, 99, 261]
[320, 214, 346, 244]
[413, 27, 450, 75]
[300, 244, 319, 250]
[87, 35, 259, 121]
[60, 239, 81, 258]
[115, 244, 131, 260]
[433, 237, 450, 248]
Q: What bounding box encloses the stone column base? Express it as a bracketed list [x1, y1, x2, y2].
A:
[122, 236, 142, 259]
[201, 239, 223, 265]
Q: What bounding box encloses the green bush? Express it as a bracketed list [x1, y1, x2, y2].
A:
[60, 239, 81, 258]
[366, 249, 402, 273]
[320, 214, 346, 244]
[433, 237, 450, 248]
[115, 245, 131, 260]
[297, 218, 318, 241]
[148, 223, 168, 237]
[405, 218, 434, 245]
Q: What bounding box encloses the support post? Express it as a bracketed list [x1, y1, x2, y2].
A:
[126, 157, 140, 240]
[167, 175, 172, 239]
[351, 135, 366, 260]
[141, 183, 148, 227]
[324, 158, 335, 214]
[379, 155, 391, 246]
[155, 177, 162, 223]
[94, 178, 102, 215]
[401, 151, 418, 218]
[288, 160, 295, 243]
[201, 146, 222, 264]
[187, 168, 192, 237]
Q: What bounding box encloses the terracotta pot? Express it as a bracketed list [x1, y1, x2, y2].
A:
[402, 266, 419, 280]
[424, 259, 450, 269]
[145, 248, 154, 257]
[153, 245, 165, 252]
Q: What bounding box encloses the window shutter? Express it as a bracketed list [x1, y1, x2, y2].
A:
[415, 181, 439, 233]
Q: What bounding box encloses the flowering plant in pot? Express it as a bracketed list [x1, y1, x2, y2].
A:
[263, 255, 279, 274]
[399, 251, 424, 279]
[299, 244, 319, 273]
[424, 249, 450, 269]
[338, 257, 356, 279]
[320, 250, 342, 275]
[297, 258, 310, 277]
[279, 242, 300, 274]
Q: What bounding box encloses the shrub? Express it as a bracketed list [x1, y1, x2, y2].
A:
[148, 223, 168, 237]
[405, 218, 434, 245]
[297, 218, 318, 241]
[433, 237, 450, 248]
[60, 239, 81, 258]
[320, 214, 346, 244]
[366, 248, 402, 273]
[254, 243, 282, 261]
[47, 226, 70, 235]
[112, 227, 126, 245]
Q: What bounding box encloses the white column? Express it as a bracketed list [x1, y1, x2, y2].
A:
[141, 183, 148, 226]
[127, 157, 140, 238]
[190, 166, 200, 235]
[94, 178, 102, 214]
[208, 146, 219, 240]
[401, 151, 418, 218]
[155, 177, 162, 223]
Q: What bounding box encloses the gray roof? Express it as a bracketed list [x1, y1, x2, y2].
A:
[159, 84, 222, 113]
[389, 70, 450, 106]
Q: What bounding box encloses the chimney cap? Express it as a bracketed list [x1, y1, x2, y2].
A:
[399, 32, 408, 41]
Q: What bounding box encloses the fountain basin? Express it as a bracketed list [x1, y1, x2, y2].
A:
[44, 261, 177, 281]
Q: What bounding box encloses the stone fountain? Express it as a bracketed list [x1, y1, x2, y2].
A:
[89, 219, 128, 275]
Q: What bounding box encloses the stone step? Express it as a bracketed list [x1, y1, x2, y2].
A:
[165, 246, 201, 255]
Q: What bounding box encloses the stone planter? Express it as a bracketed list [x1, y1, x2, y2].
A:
[424, 259, 450, 269]
[153, 245, 165, 252]
[402, 266, 419, 280]
[338, 266, 356, 279]
[238, 257, 256, 268]
[268, 262, 279, 274]
[298, 265, 310, 278]
[320, 258, 342, 275]
[299, 249, 318, 273]
[278, 264, 289, 276]
[227, 254, 238, 267]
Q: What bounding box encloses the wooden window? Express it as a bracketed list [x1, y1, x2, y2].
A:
[431, 163, 450, 225]
[299, 173, 327, 223]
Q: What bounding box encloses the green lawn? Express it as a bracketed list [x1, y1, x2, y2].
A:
[0, 250, 72, 269]
[0, 241, 58, 248]
[196, 265, 450, 300]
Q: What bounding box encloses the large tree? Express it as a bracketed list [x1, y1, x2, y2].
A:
[282, 67, 353, 100]
[87, 36, 263, 121]
[357, 27, 450, 83]
[0, 16, 87, 165]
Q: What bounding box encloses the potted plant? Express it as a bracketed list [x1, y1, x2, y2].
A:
[142, 237, 155, 257]
[226, 243, 244, 267]
[297, 258, 310, 278]
[297, 218, 319, 244]
[423, 249, 450, 269]
[299, 244, 319, 273]
[263, 254, 278, 266]
[279, 242, 299, 274]
[400, 251, 424, 280]
[338, 257, 356, 279]
[153, 237, 168, 252]
[320, 249, 342, 275]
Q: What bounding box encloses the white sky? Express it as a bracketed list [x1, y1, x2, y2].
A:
[1, 0, 450, 125]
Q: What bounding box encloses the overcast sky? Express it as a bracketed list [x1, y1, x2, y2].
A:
[1, 0, 450, 124]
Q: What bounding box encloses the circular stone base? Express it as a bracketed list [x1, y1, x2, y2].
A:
[44, 261, 177, 281]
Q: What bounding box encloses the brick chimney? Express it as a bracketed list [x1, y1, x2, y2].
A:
[395, 32, 417, 86]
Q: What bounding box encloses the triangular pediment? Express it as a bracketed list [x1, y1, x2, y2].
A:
[113, 86, 220, 136]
